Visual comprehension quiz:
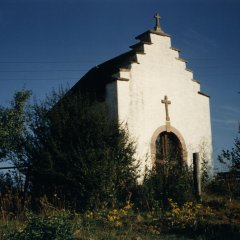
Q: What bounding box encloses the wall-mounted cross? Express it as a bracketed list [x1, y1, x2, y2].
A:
[161, 95, 171, 122]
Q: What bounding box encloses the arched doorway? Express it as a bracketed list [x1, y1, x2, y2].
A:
[151, 125, 187, 165]
[156, 131, 183, 164]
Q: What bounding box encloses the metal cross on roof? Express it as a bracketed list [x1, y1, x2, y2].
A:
[154, 13, 161, 32]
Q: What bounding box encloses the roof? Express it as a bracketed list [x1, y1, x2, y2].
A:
[69, 29, 170, 100]
[70, 50, 136, 99]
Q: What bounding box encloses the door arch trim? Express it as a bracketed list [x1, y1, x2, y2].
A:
[150, 125, 188, 164]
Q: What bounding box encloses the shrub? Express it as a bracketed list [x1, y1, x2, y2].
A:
[207, 173, 240, 198]
[29, 91, 138, 211]
[133, 160, 195, 211]
[6, 211, 77, 240]
[208, 135, 240, 198]
[164, 198, 213, 231]
[83, 201, 134, 228]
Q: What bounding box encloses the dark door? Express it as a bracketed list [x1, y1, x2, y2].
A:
[156, 131, 183, 164]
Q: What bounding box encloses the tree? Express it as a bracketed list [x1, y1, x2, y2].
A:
[28, 90, 138, 211]
[218, 135, 240, 172]
[209, 135, 240, 198]
[0, 90, 31, 167]
[0, 90, 32, 196]
[0, 88, 138, 211]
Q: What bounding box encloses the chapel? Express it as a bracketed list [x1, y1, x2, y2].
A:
[70, 14, 212, 175]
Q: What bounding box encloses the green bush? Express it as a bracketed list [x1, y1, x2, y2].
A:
[133, 160, 195, 211]
[29, 91, 138, 211]
[208, 135, 240, 198]
[207, 173, 240, 198]
[7, 212, 76, 240]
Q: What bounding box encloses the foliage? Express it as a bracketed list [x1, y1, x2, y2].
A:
[218, 135, 240, 171]
[84, 200, 134, 228]
[0, 171, 31, 221]
[28, 90, 138, 211]
[198, 141, 211, 191]
[164, 198, 213, 231]
[6, 211, 76, 240]
[0, 172, 14, 193]
[0, 90, 32, 210]
[207, 135, 240, 198]
[207, 172, 240, 198]
[133, 159, 195, 211]
[0, 90, 31, 166]
[1, 194, 240, 240]
[0, 88, 138, 212]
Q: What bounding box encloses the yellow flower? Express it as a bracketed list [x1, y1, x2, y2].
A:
[85, 211, 93, 218]
[120, 209, 127, 216]
[115, 220, 122, 227]
[124, 202, 133, 210]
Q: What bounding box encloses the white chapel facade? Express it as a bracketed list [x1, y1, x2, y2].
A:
[73, 14, 212, 174]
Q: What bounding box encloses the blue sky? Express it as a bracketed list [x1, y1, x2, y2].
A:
[0, 0, 239, 170]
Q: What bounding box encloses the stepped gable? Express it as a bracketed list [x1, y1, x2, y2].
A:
[59, 14, 212, 172]
[70, 30, 169, 99]
[70, 50, 137, 100]
[70, 14, 208, 100]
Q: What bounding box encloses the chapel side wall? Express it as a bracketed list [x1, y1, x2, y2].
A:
[106, 82, 118, 121]
[116, 80, 130, 126]
[117, 33, 213, 172]
[195, 94, 213, 168]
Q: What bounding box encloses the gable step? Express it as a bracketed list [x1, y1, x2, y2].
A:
[170, 47, 181, 52]
[186, 68, 193, 73]
[111, 77, 129, 82]
[192, 79, 200, 84]
[130, 42, 152, 49]
[198, 91, 210, 98]
[119, 68, 130, 72]
[176, 57, 188, 63]
[134, 51, 146, 55]
[117, 77, 129, 81]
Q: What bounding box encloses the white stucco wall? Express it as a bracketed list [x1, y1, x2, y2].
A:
[106, 32, 212, 175]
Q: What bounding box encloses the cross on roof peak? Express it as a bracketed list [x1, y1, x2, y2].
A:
[154, 13, 162, 32]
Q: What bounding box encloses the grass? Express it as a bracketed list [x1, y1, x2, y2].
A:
[0, 193, 240, 239]
[71, 217, 210, 240]
[0, 217, 200, 240]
